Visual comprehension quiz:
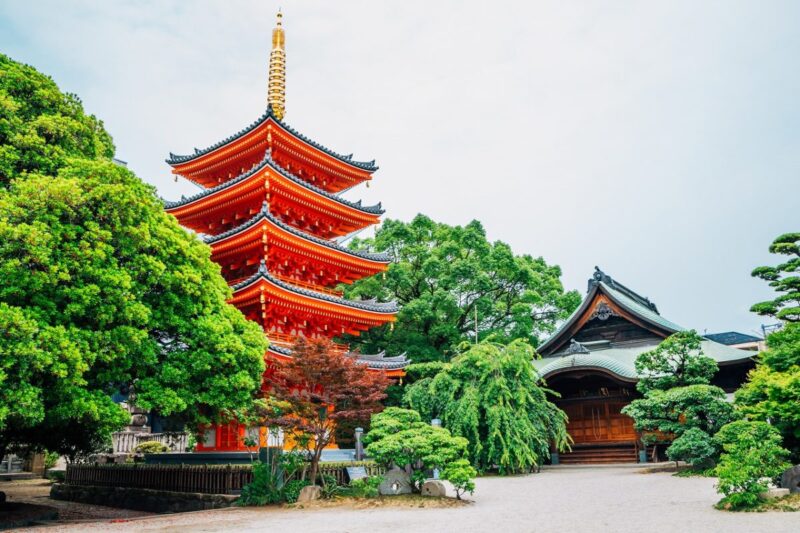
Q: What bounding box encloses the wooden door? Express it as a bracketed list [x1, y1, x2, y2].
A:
[562, 400, 636, 444]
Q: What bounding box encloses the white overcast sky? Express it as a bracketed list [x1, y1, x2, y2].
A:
[1, 1, 797, 337]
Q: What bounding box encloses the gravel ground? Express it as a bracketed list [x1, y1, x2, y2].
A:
[12, 467, 800, 533]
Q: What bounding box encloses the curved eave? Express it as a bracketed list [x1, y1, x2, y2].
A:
[232, 267, 398, 316]
[204, 206, 391, 265]
[536, 354, 639, 382]
[267, 345, 408, 371]
[163, 155, 383, 217]
[166, 107, 378, 172]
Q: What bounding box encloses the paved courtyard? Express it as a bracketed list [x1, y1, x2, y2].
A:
[18, 467, 799, 533]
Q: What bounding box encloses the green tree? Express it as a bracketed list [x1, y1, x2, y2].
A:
[441, 459, 477, 500]
[403, 340, 570, 474]
[715, 420, 790, 510]
[0, 53, 114, 187]
[344, 215, 580, 362]
[622, 333, 738, 467]
[750, 232, 800, 322]
[634, 330, 718, 394]
[735, 322, 800, 461]
[0, 160, 268, 460]
[622, 385, 738, 463]
[364, 407, 473, 492]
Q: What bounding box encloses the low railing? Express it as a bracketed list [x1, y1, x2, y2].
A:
[64, 461, 385, 495]
[112, 432, 189, 454]
[66, 463, 252, 494]
[267, 332, 350, 353]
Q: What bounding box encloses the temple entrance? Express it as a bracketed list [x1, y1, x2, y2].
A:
[560, 400, 636, 444]
[548, 373, 640, 463]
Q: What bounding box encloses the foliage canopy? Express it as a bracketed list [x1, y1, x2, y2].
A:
[622, 332, 738, 467]
[749, 232, 800, 322]
[633, 330, 718, 394]
[0, 53, 115, 187]
[404, 339, 569, 473]
[258, 337, 388, 483]
[736, 322, 800, 461]
[344, 215, 580, 362]
[715, 420, 790, 510]
[364, 407, 475, 492]
[0, 55, 268, 459]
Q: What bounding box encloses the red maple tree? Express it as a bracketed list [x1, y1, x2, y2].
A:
[263, 337, 389, 483]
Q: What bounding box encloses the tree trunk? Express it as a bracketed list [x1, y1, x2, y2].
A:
[309, 446, 323, 485]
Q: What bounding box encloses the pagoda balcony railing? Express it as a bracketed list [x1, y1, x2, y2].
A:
[268, 332, 350, 353]
[272, 273, 344, 297]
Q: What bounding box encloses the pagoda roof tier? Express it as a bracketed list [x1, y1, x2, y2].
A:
[164, 154, 383, 237]
[167, 106, 376, 190]
[267, 344, 409, 372]
[205, 203, 390, 282]
[231, 262, 398, 317]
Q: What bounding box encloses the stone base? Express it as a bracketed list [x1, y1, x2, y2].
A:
[759, 487, 790, 501]
[297, 485, 322, 503]
[50, 483, 238, 513]
[781, 465, 800, 494]
[421, 480, 447, 497]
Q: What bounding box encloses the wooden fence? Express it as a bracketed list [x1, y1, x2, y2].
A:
[66, 463, 252, 494]
[65, 461, 385, 495]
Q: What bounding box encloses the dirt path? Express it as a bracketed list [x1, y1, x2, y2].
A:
[9, 468, 799, 533]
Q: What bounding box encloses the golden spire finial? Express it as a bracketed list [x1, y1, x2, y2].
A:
[268, 9, 286, 120]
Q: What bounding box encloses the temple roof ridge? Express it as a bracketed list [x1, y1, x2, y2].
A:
[203, 201, 391, 263]
[165, 106, 378, 171]
[163, 153, 385, 215]
[232, 260, 398, 314]
[589, 266, 659, 314]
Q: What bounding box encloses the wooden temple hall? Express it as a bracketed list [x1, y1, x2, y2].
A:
[533, 268, 755, 464]
[164, 12, 407, 451]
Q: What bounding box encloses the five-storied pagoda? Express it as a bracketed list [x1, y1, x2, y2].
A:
[165, 12, 407, 451]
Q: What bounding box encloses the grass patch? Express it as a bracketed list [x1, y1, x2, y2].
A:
[290, 493, 470, 510]
[673, 467, 715, 478]
[716, 493, 800, 512]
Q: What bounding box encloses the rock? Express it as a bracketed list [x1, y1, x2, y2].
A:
[0, 490, 6, 505]
[759, 487, 790, 500]
[297, 485, 322, 503]
[780, 465, 800, 493]
[421, 480, 447, 497]
[379, 467, 413, 495]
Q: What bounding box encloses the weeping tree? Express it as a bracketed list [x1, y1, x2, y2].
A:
[403, 339, 570, 474]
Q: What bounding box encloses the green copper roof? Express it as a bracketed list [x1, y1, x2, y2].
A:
[534, 339, 753, 381]
[535, 352, 639, 381]
[600, 281, 684, 334]
[534, 267, 754, 380]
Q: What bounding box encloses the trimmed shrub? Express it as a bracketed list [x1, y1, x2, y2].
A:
[714, 421, 790, 510]
[135, 441, 168, 454]
[667, 428, 718, 468]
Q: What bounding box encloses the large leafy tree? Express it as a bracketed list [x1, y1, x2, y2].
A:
[259, 337, 389, 483]
[736, 323, 800, 461]
[0, 55, 268, 459]
[403, 340, 570, 473]
[621, 332, 738, 467]
[0, 53, 114, 187]
[750, 232, 800, 322]
[736, 232, 800, 461]
[345, 215, 580, 362]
